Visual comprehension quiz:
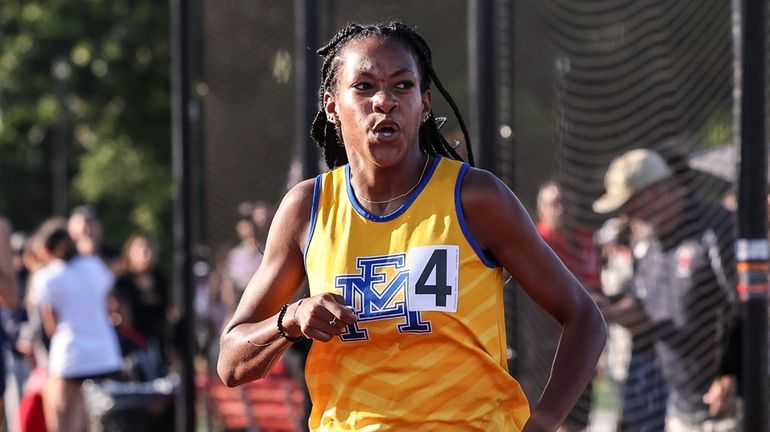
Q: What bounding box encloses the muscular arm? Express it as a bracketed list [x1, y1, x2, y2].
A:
[217, 180, 355, 387]
[461, 169, 607, 431]
[217, 181, 314, 386]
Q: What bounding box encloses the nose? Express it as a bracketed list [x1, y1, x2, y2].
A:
[372, 89, 397, 113]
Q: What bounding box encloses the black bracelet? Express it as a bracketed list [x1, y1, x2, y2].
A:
[277, 303, 302, 342]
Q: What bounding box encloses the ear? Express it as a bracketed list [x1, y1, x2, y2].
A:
[421, 89, 432, 119]
[323, 92, 337, 124]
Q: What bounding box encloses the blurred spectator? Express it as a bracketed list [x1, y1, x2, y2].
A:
[595, 217, 668, 431]
[200, 245, 231, 376]
[250, 200, 276, 249]
[0, 218, 18, 309]
[111, 233, 170, 380]
[222, 203, 265, 313]
[594, 149, 738, 431]
[67, 205, 120, 272]
[535, 181, 601, 431]
[35, 223, 122, 432]
[0, 217, 18, 429]
[66, 206, 99, 257]
[7, 228, 37, 431]
[192, 246, 214, 356]
[17, 219, 65, 368]
[9, 231, 31, 334]
[15, 218, 68, 432]
[536, 181, 602, 291]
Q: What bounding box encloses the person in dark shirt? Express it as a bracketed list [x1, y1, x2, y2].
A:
[594, 149, 738, 431]
[112, 233, 170, 379]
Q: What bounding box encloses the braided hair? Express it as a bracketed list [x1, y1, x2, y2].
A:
[310, 22, 475, 169]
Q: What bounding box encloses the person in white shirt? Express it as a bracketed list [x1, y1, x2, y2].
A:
[35, 224, 122, 432]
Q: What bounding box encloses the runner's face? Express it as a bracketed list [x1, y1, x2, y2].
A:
[324, 36, 431, 168]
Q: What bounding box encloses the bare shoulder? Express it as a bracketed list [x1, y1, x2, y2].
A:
[282, 178, 316, 218]
[459, 166, 533, 250]
[459, 167, 509, 198]
[459, 167, 525, 217]
[273, 178, 317, 248]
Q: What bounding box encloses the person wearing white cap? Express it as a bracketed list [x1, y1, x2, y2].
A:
[593, 148, 675, 214]
[594, 148, 740, 432]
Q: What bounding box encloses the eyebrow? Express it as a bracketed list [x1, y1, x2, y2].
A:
[352, 68, 415, 78]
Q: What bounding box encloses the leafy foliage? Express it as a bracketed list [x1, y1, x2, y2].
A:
[0, 0, 171, 249]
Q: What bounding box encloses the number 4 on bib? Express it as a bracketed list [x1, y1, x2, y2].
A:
[407, 246, 459, 312]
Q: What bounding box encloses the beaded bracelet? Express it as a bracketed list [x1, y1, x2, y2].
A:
[277, 303, 302, 342]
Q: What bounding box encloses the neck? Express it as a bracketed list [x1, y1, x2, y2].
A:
[77, 241, 97, 255]
[349, 153, 430, 213]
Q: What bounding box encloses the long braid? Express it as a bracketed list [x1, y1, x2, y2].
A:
[311, 25, 365, 168]
[310, 22, 475, 169]
[426, 71, 475, 166]
[395, 25, 475, 166]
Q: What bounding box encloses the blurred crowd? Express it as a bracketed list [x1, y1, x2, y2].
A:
[0, 147, 756, 432]
[537, 149, 745, 432]
[0, 200, 276, 432]
[198, 200, 276, 372]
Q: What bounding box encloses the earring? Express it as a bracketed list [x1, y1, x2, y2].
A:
[421, 114, 430, 124]
[327, 114, 335, 124]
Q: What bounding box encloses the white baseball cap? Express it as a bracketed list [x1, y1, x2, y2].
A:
[593, 148, 673, 214]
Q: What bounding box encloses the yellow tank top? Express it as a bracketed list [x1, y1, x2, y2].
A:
[303, 156, 530, 431]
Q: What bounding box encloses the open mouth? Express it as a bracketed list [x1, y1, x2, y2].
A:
[375, 126, 397, 137]
[372, 121, 400, 138]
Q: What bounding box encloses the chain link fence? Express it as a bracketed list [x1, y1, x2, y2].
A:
[202, 1, 755, 429]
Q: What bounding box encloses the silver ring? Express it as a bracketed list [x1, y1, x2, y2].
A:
[329, 317, 336, 327]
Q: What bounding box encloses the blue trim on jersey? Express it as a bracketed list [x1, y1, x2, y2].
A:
[455, 163, 499, 268]
[345, 156, 440, 223]
[303, 174, 323, 263]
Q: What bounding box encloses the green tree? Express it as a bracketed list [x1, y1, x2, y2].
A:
[0, 0, 171, 251]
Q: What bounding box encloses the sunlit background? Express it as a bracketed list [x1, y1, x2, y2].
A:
[1, 0, 766, 431]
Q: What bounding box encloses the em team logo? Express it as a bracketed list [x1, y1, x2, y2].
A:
[334, 245, 459, 342]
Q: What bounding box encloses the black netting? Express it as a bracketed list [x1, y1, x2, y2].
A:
[514, 1, 740, 429]
[202, 0, 469, 247]
[202, 1, 755, 429]
[202, 1, 296, 247]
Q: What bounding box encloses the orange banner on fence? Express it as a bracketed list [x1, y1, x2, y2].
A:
[736, 261, 770, 272]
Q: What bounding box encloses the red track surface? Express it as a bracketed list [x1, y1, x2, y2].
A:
[199, 359, 306, 431]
